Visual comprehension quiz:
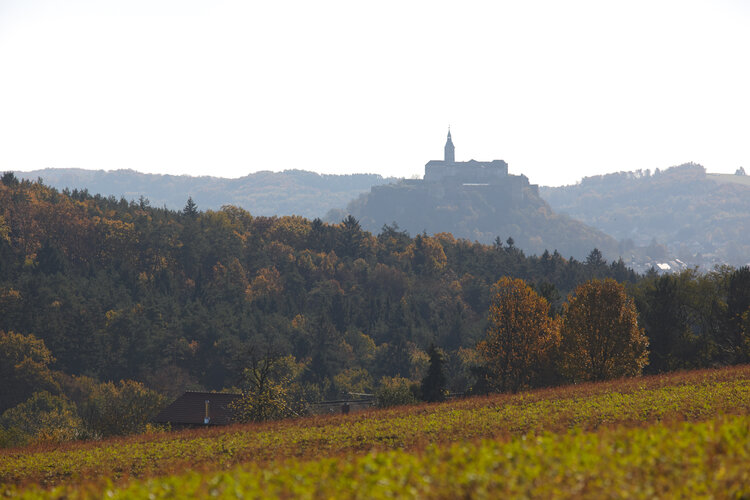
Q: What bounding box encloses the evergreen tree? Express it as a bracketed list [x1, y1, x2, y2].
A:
[182, 196, 198, 218]
[726, 266, 750, 362]
[420, 344, 447, 402]
[1, 171, 19, 187]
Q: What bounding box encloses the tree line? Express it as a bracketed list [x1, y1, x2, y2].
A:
[1, 172, 748, 441]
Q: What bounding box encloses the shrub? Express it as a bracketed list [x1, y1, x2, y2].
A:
[376, 376, 419, 408]
[0, 391, 81, 447]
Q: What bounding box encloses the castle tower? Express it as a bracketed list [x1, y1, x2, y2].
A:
[444, 129, 455, 163]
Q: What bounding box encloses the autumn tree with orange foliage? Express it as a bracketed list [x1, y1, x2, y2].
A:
[559, 279, 649, 382]
[477, 277, 559, 393]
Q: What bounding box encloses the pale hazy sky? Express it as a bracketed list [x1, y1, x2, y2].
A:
[1, 1, 748, 186]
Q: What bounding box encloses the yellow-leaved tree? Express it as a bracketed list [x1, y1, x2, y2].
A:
[477, 277, 559, 393]
[559, 279, 649, 382]
[230, 354, 304, 423]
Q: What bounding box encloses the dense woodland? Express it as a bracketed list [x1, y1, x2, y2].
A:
[1, 173, 749, 444]
[541, 163, 750, 266]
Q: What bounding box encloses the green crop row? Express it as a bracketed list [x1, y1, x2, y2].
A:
[8, 415, 750, 499]
[2, 366, 750, 490]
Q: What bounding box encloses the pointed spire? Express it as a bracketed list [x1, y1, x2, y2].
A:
[444, 127, 455, 163]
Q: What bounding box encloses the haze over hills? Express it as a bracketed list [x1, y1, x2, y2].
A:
[338, 175, 619, 260]
[331, 132, 620, 260]
[13, 168, 395, 219]
[13, 159, 750, 269]
[542, 163, 750, 268]
[14, 132, 624, 262]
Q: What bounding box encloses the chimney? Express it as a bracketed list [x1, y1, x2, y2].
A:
[204, 400, 210, 424]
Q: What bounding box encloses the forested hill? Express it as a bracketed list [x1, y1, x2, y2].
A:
[0, 173, 636, 396]
[340, 180, 620, 260]
[12, 168, 394, 218]
[541, 163, 750, 267]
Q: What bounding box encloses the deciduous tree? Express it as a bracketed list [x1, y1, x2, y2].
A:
[67, 377, 166, 437]
[559, 279, 648, 382]
[477, 277, 559, 393]
[0, 391, 81, 447]
[0, 331, 59, 413]
[230, 353, 302, 422]
[411, 234, 447, 275]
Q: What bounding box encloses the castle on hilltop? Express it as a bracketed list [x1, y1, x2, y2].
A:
[424, 129, 510, 185]
[343, 129, 611, 257]
[417, 130, 538, 197]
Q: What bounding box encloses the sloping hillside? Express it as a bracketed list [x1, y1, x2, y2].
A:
[541, 164, 750, 267]
[5, 366, 750, 498]
[342, 180, 620, 260]
[13, 168, 394, 218]
[0, 175, 639, 395]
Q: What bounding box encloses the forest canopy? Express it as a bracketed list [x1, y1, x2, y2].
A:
[0, 174, 637, 396]
[1, 173, 749, 445]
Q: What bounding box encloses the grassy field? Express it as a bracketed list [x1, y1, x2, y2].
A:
[707, 172, 750, 187]
[2, 365, 750, 498]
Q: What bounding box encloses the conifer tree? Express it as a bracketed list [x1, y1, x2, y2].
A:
[420, 344, 447, 402]
[182, 196, 198, 218]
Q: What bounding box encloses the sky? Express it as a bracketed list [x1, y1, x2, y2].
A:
[1, 1, 748, 187]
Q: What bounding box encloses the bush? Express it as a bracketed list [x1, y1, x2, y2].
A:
[0, 391, 82, 447]
[63, 377, 166, 438]
[376, 376, 420, 408]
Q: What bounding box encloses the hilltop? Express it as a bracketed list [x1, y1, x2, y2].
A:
[541, 163, 750, 268]
[341, 180, 619, 260]
[337, 132, 619, 260]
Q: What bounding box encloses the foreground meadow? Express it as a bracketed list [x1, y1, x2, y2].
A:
[2, 365, 750, 498]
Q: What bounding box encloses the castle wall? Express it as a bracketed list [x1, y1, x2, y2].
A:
[416, 138, 535, 205]
[424, 160, 509, 184]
